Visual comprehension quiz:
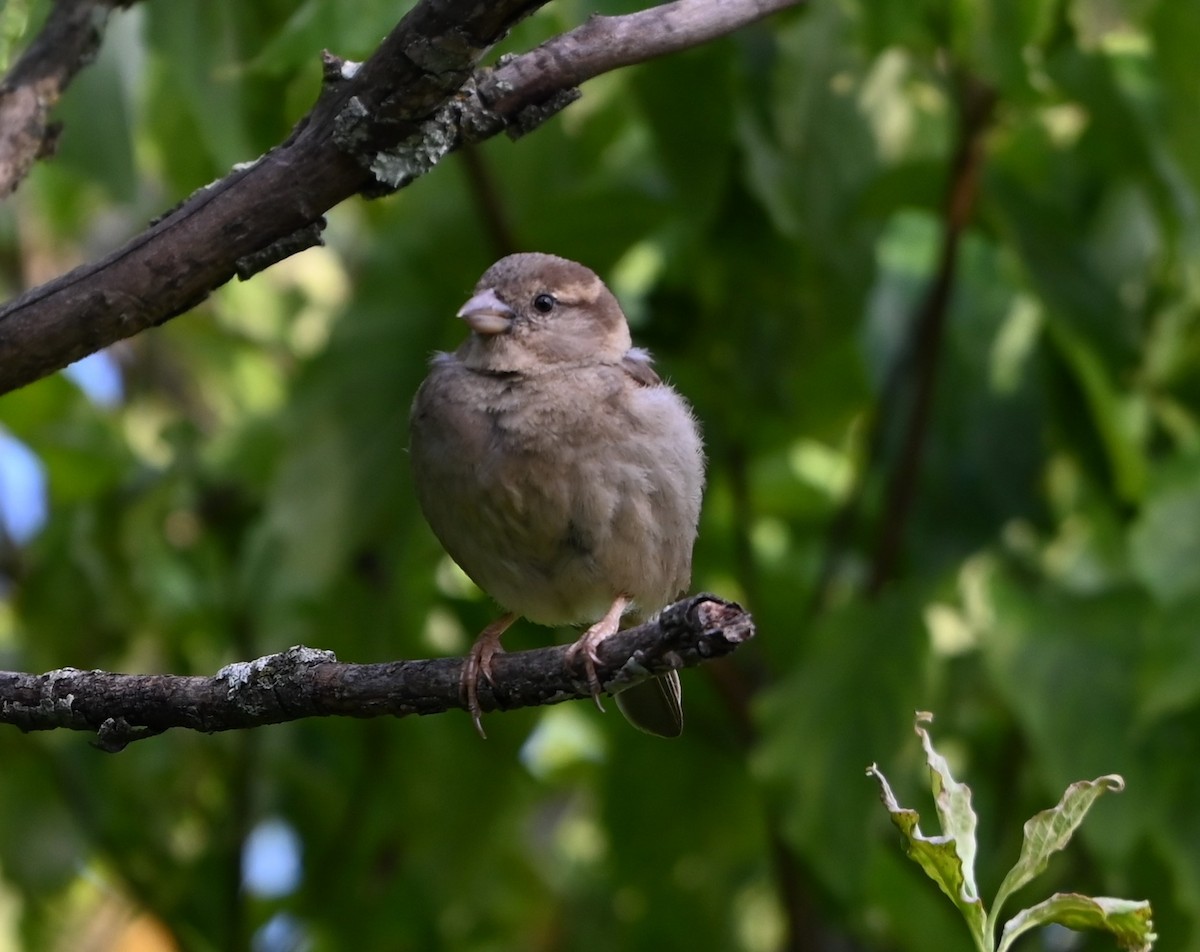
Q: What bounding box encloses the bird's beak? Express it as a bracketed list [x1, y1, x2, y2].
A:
[457, 288, 515, 335]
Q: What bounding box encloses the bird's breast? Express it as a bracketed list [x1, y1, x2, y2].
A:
[410, 361, 702, 626]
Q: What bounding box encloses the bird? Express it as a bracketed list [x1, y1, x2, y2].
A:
[409, 252, 705, 738]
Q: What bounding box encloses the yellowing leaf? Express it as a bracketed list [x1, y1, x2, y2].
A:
[999, 894, 1156, 952]
[991, 775, 1125, 926]
[866, 758, 987, 944]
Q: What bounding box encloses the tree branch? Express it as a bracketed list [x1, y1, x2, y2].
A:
[811, 70, 995, 609]
[0, 595, 754, 751]
[864, 73, 995, 595]
[479, 0, 795, 114]
[0, 0, 801, 396]
[0, 0, 139, 199]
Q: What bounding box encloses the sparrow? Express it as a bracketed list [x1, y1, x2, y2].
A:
[409, 252, 705, 738]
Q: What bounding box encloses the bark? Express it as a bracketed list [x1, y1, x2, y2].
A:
[0, 0, 139, 199]
[0, 0, 802, 395]
[0, 595, 754, 751]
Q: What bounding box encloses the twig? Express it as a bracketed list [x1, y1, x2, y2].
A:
[0, 0, 802, 396]
[0, 595, 754, 751]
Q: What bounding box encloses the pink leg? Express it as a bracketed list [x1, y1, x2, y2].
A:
[565, 595, 629, 712]
[461, 612, 516, 738]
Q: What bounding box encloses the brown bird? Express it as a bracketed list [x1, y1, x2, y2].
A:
[409, 252, 705, 737]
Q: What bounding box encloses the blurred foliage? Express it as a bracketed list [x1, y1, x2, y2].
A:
[2, 0, 1200, 950]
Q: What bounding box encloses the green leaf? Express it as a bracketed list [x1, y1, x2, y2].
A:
[913, 712, 981, 904]
[631, 41, 733, 226]
[867, 718, 988, 950]
[756, 592, 929, 901]
[1130, 455, 1200, 604]
[997, 894, 1156, 952]
[1045, 318, 1148, 504]
[975, 567, 1147, 862]
[1136, 593, 1200, 725]
[990, 775, 1126, 926]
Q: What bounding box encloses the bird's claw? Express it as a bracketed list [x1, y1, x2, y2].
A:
[565, 639, 607, 712]
[564, 595, 628, 715]
[460, 645, 493, 739]
[460, 613, 516, 739]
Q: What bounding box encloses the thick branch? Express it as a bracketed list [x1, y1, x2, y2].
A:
[0, 595, 753, 751]
[0, 0, 801, 396]
[0, 0, 543, 395]
[0, 0, 138, 199]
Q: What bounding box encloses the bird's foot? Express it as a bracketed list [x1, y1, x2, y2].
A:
[565, 595, 629, 713]
[461, 613, 516, 739]
[565, 630, 607, 712]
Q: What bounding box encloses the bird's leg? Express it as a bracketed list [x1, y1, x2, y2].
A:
[565, 595, 630, 712]
[461, 612, 516, 738]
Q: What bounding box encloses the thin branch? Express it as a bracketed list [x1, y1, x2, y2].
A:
[810, 70, 995, 608]
[864, 74, 995, 595]
[0, 595, 754, 751]
[0, 0, 139, 199]
[478, 0, 795, 113]
[0, 0, 802, 396]
[458, 143, 521, 259]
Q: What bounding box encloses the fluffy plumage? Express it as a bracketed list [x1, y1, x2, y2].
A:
[409, 253, 705, 736]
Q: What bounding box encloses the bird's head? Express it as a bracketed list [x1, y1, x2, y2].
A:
[454, 253, 632, 373]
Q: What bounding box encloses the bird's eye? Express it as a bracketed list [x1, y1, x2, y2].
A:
[532, 293, 556, 314]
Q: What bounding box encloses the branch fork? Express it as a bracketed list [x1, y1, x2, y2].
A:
[0, 0, 803, 394]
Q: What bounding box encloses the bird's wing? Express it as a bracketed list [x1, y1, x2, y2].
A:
[620, 347, 662, 387]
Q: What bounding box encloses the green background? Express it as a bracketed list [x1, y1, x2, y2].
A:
[0, 0, 1196, 949]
